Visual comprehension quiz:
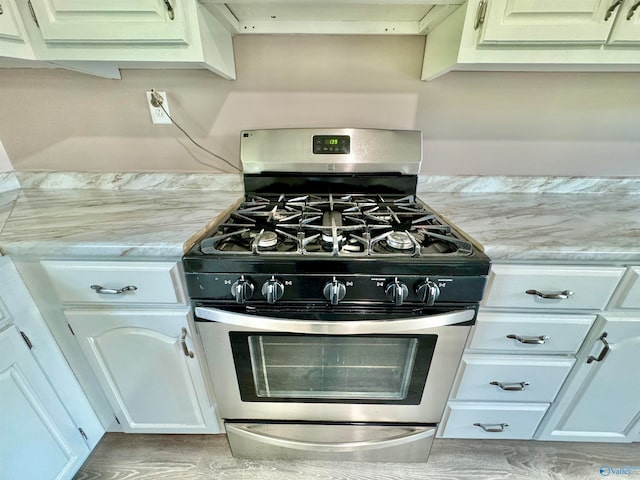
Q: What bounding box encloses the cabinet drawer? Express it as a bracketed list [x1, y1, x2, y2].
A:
[470, 312, 595, 354]
[41, 261, 186, 304]
[440, 402, 548, 439]
[483, 265, 625, 310]
[452, 354, 574, 403]
[614, 267, 640, 310]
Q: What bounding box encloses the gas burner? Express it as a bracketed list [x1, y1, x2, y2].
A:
[387, 231, 414, 250]
[257, 231, 279, 248]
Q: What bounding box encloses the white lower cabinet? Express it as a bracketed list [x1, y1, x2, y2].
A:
[65, 308, 218, 433]
[536, 315, 640, 442]
[441, 402, 548, 439]
[439, 263, 624, 440]
[452, 354, 574, 403]
[0, 326, 88, 480]
[16, 257, 221, 436]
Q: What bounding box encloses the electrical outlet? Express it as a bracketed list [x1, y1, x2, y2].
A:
[146, 91, 171, 124]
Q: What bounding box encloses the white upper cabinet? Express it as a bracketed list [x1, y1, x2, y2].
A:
[11, 0, 236, 79]
[609, 0, 640, 44]
[0, 0, 35, 58]
[478, 0, 613, 45]
[28, 0, 188, 45]
[422, 0, 640, 80]
[478, 0, 640, 46]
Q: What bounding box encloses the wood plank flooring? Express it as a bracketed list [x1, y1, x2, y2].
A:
[73, 433, 640, 480]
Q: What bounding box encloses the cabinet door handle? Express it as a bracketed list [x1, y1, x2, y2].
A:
[525, 289, 574, 300]
[0, 3, 3, 15]
[27, 0, 38, 26]
[163, 0, 175, 20]
[587, 332, 610, 364]
[490, 381, 530, 391]
[474, 0, 488, 30]
[628, 1, 640, 19]
[605, 0, 623, 20]
[90, 284, 137, 295]
[180, 328, 194, 358]
[473, 423, 508, 433]
[506, 334, 549, 345]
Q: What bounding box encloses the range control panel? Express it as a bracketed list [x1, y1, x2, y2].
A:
[185, 273, 487, 306]
[312, 135, 350, 154]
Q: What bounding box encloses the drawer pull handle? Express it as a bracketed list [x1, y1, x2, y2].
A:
[490, 381, 530, 391]
[507, 334, 549, 345]
[180, 328, 194, 358]
[473, 423, 509, 433]
[525, 289, 574, 300]
[628, 1, 640, 19]
[605, 0, 623, 20]
[90, 284, 138, 295]
[587, 332, 610, 364]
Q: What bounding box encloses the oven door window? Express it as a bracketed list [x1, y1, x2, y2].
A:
[230, 333, 436, 405]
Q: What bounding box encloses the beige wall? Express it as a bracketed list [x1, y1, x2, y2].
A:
[1, 35, 639, 176]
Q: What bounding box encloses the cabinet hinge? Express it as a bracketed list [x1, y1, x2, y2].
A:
[27, 0, 39, 28]
[20, 331, 33, 350]
[67, 323, 75, 336]
[474, 0, 487, 30]
[115, 415, 121, 425]
[78, 427, 88, 441]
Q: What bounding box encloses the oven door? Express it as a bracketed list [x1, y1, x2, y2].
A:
[194, 304, 473, 424]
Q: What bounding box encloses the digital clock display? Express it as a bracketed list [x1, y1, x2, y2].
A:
[313, 135, 350, 154]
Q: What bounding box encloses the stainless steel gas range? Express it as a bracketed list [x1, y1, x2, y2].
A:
[182, 128, 490, 462]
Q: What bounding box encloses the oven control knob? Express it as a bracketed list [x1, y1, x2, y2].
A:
[231, 276, 254, 304]
[262, 276, 284, 304]
[385, 278, 409, 306]
[416, 280, 441, 306]
[323, 277, 347, 305]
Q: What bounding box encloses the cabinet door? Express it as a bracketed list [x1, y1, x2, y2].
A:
[608, 1, 640, 45]
[536, 315, 640, 442]
[0, 326, 89, 480]
[66, 309, 219, 433]
[0, 0, 35, 58]
[478, 0, 613, 45]
[29, 0, 188, 45]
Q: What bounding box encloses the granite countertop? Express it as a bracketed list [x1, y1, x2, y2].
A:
[0, 172, 244, 258]
[423, 192, 640, 263]
[0, 191, 19, 236]
[0, 173, 638, 262]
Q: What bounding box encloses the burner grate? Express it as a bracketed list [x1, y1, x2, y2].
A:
[199, 194, 473, 257]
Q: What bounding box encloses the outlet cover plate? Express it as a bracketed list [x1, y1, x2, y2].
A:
[146, 91, 171, 124]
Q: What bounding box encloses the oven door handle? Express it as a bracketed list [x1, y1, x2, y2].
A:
[226, 423, 436, 453]
[194, 306, 474, 334]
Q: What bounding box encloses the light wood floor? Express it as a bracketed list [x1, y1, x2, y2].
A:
[72, 433, 640, 480]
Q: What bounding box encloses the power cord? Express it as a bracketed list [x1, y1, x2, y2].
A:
[149, 89, 242, 173]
